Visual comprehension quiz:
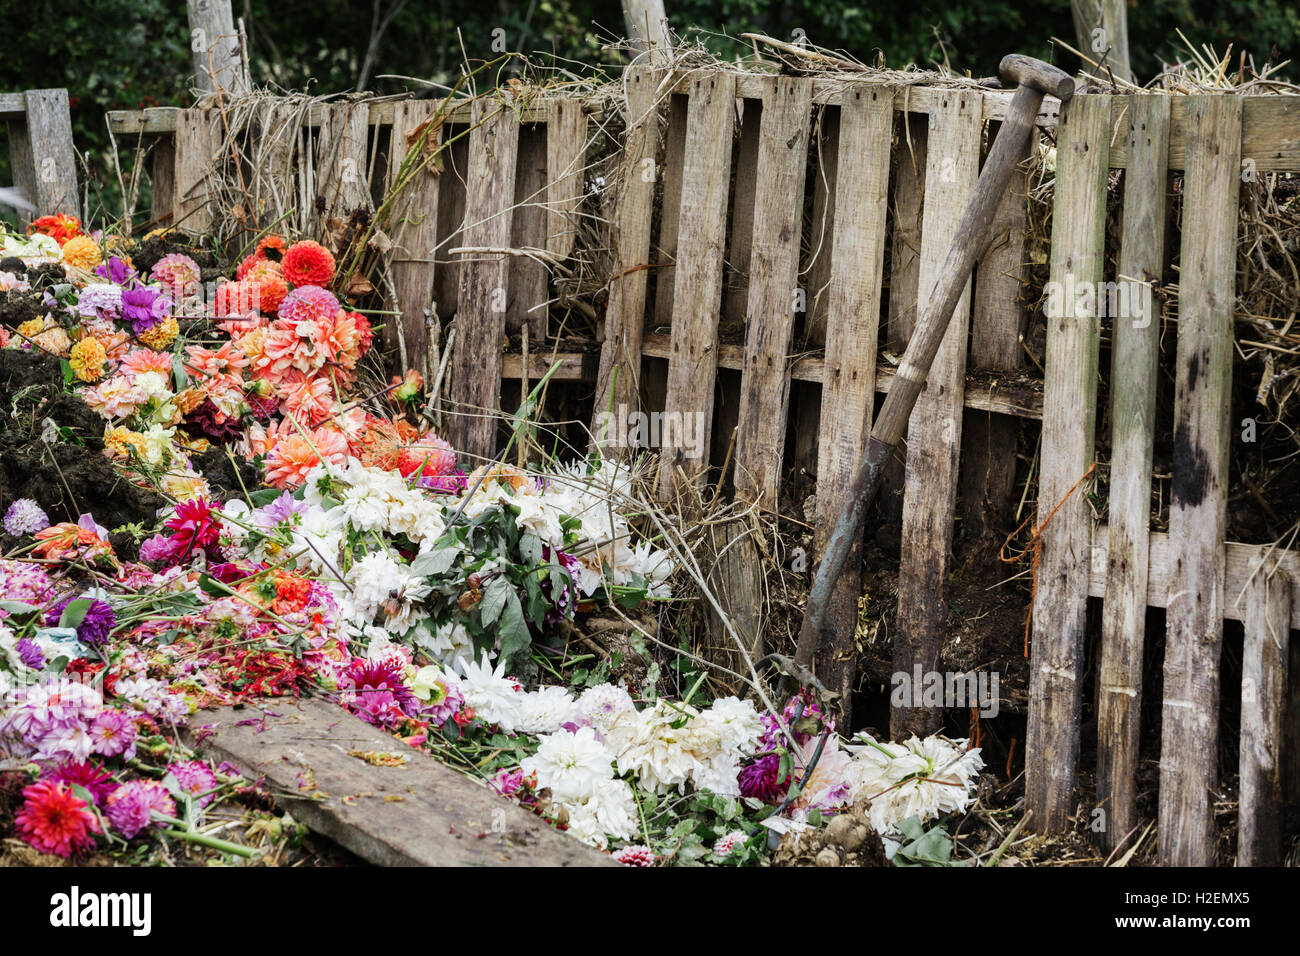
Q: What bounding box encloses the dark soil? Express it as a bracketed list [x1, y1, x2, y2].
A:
[131, 235, 222, 284]
[0, 350, 164, 559]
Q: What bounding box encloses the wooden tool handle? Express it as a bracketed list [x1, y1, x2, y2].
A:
[999, 54, 1075, 102]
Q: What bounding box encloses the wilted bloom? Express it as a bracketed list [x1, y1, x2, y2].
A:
[45, 597, 117, 648]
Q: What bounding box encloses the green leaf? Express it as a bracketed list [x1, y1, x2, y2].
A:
[0, 600, 39, 617]
[246, 488, 285, 507]
[497, 589, 531, 668]
[519, 532, 544, 565]
[479, 577, 512, 627]
[58, 597, 93, 629]
[410, 545, 460, 577]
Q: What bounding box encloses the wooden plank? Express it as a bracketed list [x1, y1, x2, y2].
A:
[721, 96, 761, 335]
[508, 123, 549, 340]
[960, 121, 1033, 545]
[1237, 566, 1291, 867]
[592, 66, 659, 447]
[187, 697, 612, 866]
[804, 106, 840, 348]
[811, 86, 893, 715]
[150, 136, 176, 227]
[1287, 616, 1300, 810]
[434, 128, 469, 320]
[313, 103, 371, 232]
[1108, 95, 1300, 172]
[173, 109, 221, 236]
[733, 76, 812, 504]
[386, 100, 444, 378]
[879, 118, 927, 528]
[656, 73, 736, 499]
[0, 93, 25, 120]
[891, 90, 981, 739]
[186, 0, 246, 95]
[545, 99, 587, 261]
[1094, 95, 1170, 853]
[1158, 94, 1243, 867]
[1025, 93, 1111, 834]
[652, 93, 689, 330]
[7, 89, 79, 225]
[250, 100, 297, 233]
[449, 98, 520, 462]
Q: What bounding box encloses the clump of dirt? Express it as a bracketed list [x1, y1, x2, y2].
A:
[772, 799, 889, 866]
[0, 350, 164, 557]
[132, 234, 222, 283]
[192, 446, 261, 500]
[0, 290, 45, 330]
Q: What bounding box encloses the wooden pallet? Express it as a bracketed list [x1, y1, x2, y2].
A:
[1, 89, 79, 226]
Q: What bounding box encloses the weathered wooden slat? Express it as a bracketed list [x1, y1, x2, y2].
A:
[1026, 93, 1111, 834]
[1159, 94, 1242, 867]
[385, 100, 444, 379]
[313, 103, 371, 231]
[545, 99, 587, 261]
[657, 73, 736, 498]
[186, 0, 246, 95]
[250, 100, 298, 234]
[591, 66, 659, 445]
[508, 124, 550, 340]
[187, 697, 612, 866]
[0, 93, 25, 119]
[150, 137, 176, 227]
[722, 97, 762, 335]
[892, 90, 981, 738]
[1238, 565, 1291, 867]
[1095, 94, 1170, 853]
[960, 121, 1033, 544]
[811, 87, 894, 715]
[803, 105, 841, 348]
[652, 93, 690, 331]
[173, 109, 222, 236]
[449, 99, 520, 462]
[434, 128, 469, 320]
[733, 76, 813, 504]
[7, 89, 79, 225]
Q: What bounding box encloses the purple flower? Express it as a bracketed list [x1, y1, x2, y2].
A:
[93, 256, 133, 285]
[45, 597, 117, 647]
[418, 468, 468, 494]
[252, 491, 307, 531]
[44, 760, 119, 807]
[89, 708, 137, 759]
[738, 754, 790, 804]
[120, 286, 171, 334]
[167, 760, 218, 808]
[105, 780, 175, 839]
[0, 559, 53, 605]
[77, 513, 109, 539]
[4, 498, 49, 535]
[139, 533, 182, 565]
[15, 637, 45, 670]
[76, 283, 122, 320]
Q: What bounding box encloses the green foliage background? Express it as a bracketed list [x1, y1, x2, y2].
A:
[0, 0, 1295, 221]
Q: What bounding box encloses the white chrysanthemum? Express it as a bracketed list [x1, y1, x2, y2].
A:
[347, 550, 432, 632]
[696, 696, 763, 756]
[414, 618, 474, 667]
[844, 733, 984, 835]
[521, 725, 614, 802]
[455, 655, 523, 733]
[576, 683, 636, 731]
[515, 685, 579, 735]
[562, 776, 639, 848]
[606, 701, 703, 795]
[290, 507, 345, 577]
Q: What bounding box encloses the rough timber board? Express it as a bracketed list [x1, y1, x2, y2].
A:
[1026, 93, 1111, 834]
[186, 697, 612, 867]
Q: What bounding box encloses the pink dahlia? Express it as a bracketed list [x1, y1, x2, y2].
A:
[149, 253, 201, 299]
[44, 760, 119, 807]
[105, 780, 176, 839]
[167, 759, 219, 809]
[277, 285, 340, 326]
[14, 780, 101, 858]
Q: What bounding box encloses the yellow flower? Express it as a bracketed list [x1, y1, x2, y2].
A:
[16, 318, 45, 339]
[138, 315, 179, 349]
[161, 472, 208, 501]
[69, 336, 107, 381]
[143, 227, 175, 242]
[104, 425, 147, 460]
[61, 235, 103, 270]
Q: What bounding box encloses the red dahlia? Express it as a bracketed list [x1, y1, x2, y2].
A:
[282, 240, 336, 287]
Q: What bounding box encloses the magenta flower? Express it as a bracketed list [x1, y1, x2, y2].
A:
[105, 780, 176, 839]
[89, 708, 137, 759]
[167, 760, 218, 808]
[45, 760, 119, 807]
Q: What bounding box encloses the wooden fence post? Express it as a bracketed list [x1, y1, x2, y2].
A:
[1238, 565, 1291, 866]
[6, 89, 79, 225]
[891, 90, 980, 739]
[187, 0, 248, 96]
[1095, 94, 1170, 851]
[1159, 94, 1242, 867]
[1025, 93, 1110, 833]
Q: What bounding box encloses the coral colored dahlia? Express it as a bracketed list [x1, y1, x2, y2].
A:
[281, 239, 335, 287]
[14, 781, 101, 858]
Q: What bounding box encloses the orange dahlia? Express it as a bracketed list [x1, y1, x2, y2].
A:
[138, 315, 178, 349]
[69, 336, 107, 382]
[282, 240, 335, 287]
[28, 214, 82, 246]
[61, 235, 103, 269]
